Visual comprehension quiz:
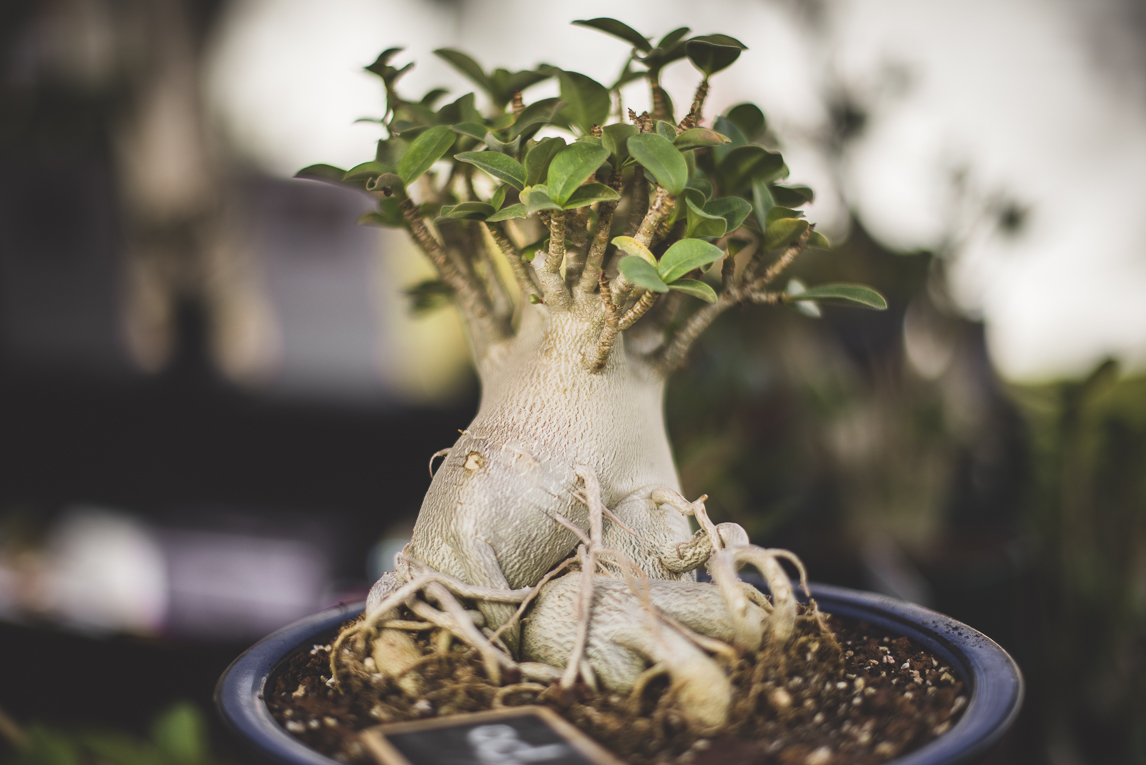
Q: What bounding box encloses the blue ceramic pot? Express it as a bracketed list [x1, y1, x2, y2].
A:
[216, 584, 1022, 765]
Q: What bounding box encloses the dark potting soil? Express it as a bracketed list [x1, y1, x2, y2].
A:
[266, 611, 966, 765]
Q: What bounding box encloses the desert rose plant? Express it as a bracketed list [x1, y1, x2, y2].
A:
[299, 18, 885, 733]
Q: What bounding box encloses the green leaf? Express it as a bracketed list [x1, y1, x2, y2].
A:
[711, 115, 746, 164]
[611, 235, 656, 265]
[433, 48, 493, 96]
[669, 278, 718, 303]
[658, 238, 724, 282]
[421, 88, 450, 107]
[483, 131, 520, 155]
[296, 164, 365, 190]
[656, 120, 678, 141]
[752, 181, 775, 231]
[627, 134, 688, 195]
[557, 70, 611, 134]
[397, 125, 456, 185]
[808, 229, 831, 249]
[725, 103, 766, 141]
[703, 196, 753, 233]
[437, 92, 482, 126]
[524, 185, 562, 215]
[505, 69, 551, 98]
[546, 143, 610, 205]
[343, 161, 392, 181]
[365, 47, 404, 76]
[766, 206, 805, 226]
[508, 97, 564, 138]
[686, 34, 748, 76]
[491, 184, 509, 210]
[721, 144, 785, 190]
[451, 122, 489, 142]
[455, 151, 526, 190]
[486, 203, 527, 222]
[685, 197, 728, 239]
[770, 184, 815, 207]
[572, 18, 652, 52]
[602, 123, 639, 166]
[440, 202, 495, 220]
[619, 255, 669, 292]
[674, 128, 731, 151]
[786, 283, 887, 310]
[521, 236, 549, 262]
[686, 175, 713, 200]
[763, 217, 809, 250]
[524, 137, 567, 185]
[563, 182, 620, 209]
[658, 27, 691, 49]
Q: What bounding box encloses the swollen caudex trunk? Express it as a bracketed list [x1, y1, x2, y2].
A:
[401, 306, 693, 647]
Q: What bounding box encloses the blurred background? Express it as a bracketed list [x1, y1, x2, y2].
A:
[0, 0, 1143, 763]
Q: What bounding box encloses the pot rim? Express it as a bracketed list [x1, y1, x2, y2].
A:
[216, 583, 1023, 765]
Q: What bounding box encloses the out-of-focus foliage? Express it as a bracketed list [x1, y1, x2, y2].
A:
[4, 702, 227, 765]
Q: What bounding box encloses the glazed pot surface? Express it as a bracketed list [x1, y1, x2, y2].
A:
[216, 584, 1023, 765]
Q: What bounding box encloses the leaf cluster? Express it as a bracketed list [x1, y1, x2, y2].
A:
[296, 19, 884, 325]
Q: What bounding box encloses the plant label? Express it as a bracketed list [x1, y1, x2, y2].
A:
[360, 706, 623, 765]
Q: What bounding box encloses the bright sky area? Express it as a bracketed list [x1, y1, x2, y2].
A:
[204, 0, 1146, 382]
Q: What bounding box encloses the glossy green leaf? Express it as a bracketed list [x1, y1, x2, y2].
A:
[602, 123, 639, 165]
[376, 137, 408, 168]
[524, 185, 562, 215]
[752, 181, 775, 231]
[397, 125, 456, 184]
[786, 283, 887, 310]
[726, 103, 766, 141]
[455, 151, 526, 190]
[765, 206, 805, 226]
[656, 120, 678, 141]
[619, 255, 669, 292]
[486, 203, 527, 222]
[490, 184, 509, 210]
[669, 278, 718, 303]
[440, 202, 495, 220]
[483, 131, 520, 155]
[658, 27, 691, 50]
[521, 236, 549, 262]
[505, 69, 551, 98]
[685, 197, 728, 239]
[547, 143, 610, 205]
[433, 48, 492, 95]
[524, 137, 567, 186]
[627, 134, 688, 195]
[557, 70, 611, 134]
[704, 196, 753, 233]
[762, 217, 809, 250]
[572, 18, 652, 52]
[611, 235, 657, 265]
[808, 229, 831, 249]
[721, 144, 785, 189]
[562, 182, 620, 209]
[770, 184, 815, 207]
[451, 122, 489, 142]
[686, 34, 748, 76]
[508, 97, 563, 138]
[674, 128, 730, 151]
[658, 238, 724, 282]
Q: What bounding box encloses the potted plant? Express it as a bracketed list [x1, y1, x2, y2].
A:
[219, 19, 1022, 764]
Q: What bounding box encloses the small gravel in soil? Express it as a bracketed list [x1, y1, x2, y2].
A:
[267, 612, 966, 765]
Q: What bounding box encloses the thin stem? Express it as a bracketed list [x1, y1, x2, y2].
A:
[539, 210, 571, 310]
[576, 173, 625, 296]
[473, 224, 512, 321]
[487, 223, 542, 297]
[679, 79, 710, 130]
[618, 289, 659, 331]
[585, 270, 621, 372]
